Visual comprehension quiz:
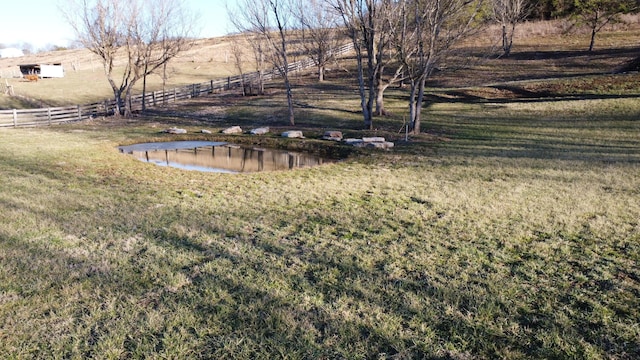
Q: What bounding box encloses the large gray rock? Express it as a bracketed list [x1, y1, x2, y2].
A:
[362, 136, 386, 143]
[222, 126, 243, 134]
[250, 127, 270, 135]
[366, 141, 395, 149]
[323, 131, 343, 141]
[344, 137, 394, 150]
[281, 130, 304, 138]
[164, 127, 187, 134]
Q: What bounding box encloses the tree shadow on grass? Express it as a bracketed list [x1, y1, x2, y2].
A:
[2, 147, 638, 358]
[506, 46, 640, 61]
[145, 208, 640, 359]
[418, 87, 640, 164]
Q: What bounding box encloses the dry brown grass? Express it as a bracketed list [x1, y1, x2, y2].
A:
[0, 35, 251, 108]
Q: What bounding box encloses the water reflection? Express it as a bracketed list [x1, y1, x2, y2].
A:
[119, 141, 331, 173]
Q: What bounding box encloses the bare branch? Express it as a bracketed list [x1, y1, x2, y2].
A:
[61, 0, 197, 117]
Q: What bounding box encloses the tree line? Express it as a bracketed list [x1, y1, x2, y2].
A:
[63, 0, 637, 131]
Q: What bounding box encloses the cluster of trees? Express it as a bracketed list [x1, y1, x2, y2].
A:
[227, 0, 638, 131]
[227, 0, 347, 126]
[63, 0, 197, 117]
[65, 0, 636, 130]
[228, 0, 503, 131]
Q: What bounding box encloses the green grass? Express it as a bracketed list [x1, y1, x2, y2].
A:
[1, 77, 639, 358]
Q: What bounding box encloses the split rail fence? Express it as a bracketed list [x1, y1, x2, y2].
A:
[0, 43, 354, 128]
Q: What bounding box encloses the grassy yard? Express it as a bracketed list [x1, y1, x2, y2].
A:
[1, 23, 640, 359]
[1, 70, 639, 359]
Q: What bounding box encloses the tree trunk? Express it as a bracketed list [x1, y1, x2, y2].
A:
[375, 82, 389, 116]
[508, 23, 515, 57]
[259, 70, 264, 95]
[589, 10, 599, 52]
[502, 23, 515, 57]
[408, 80, 418, 132]
[284, 74, 295, 125]
[366, 74, 375, 129]
[408, 76, 426, 134]
[123, 88, 133, 118]
[142, 70, 147, 111]
[162, 62, 167, 106]
[281, 51, 295, 125]
[413, 77, 427, 134]
[106, 74, 123, 117]
[365, 66, 375, 129]
[112, 89, 123, 117]
[318, 64, 325, 82]
[365, 25, 376, 130]
[502, 24, 508, 56]
[355, 47, 372, 129]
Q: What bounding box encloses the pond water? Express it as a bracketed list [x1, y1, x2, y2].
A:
[118, 141, 332, 173]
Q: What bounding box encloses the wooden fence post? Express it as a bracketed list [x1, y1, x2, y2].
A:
[13, 109, 17, 127]
[48, 108, 52, 125]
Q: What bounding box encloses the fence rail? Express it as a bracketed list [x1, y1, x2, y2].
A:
[0, 43, 354, 128]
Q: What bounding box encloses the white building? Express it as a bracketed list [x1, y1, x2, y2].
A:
[19, 63, 65, 78]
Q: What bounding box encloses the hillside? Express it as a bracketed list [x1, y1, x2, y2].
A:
[0, 35, 249, 109]
[1, 19, 640, 110]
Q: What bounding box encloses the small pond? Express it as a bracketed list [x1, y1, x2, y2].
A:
[118, 141, 333, 173]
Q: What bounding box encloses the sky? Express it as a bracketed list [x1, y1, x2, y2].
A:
[0, 0, 234, 51]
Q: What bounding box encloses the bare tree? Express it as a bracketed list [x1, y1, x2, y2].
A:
[492, 0, 530, 57]
[332, 0, 407, 125]
[331, 0, 374, 129]
[373, 2, 405, 116]
[250, 37, 268, 95]
[571, 0, 637, 52]
[394, 0, 487, 133]
[228, 0, 297, 125]
[62, 0, 196, 117]
[294, 0, 343, 82]
[230, 36, 249, 96]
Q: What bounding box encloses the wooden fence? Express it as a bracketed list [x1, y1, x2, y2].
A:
[0, 43, 354, 128]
